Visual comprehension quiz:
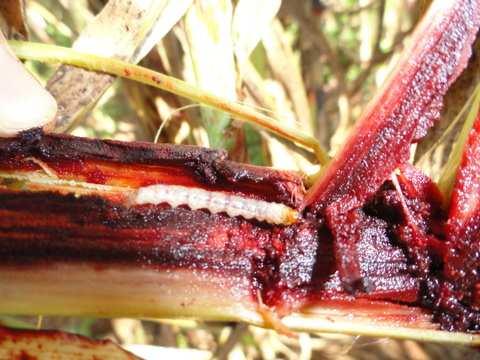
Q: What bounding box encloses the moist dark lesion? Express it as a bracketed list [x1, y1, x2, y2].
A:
[318, 167, 480, 332]
[0, 130, 479, 332]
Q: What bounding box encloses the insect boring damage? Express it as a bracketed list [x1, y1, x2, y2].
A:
[134, 184, 299, 225]
[2, 0, 480, 340]
[0, 129, 303, 226]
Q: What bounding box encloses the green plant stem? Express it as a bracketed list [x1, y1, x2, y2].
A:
[437, 83, 480, 204]
[9, 40, 329, 165]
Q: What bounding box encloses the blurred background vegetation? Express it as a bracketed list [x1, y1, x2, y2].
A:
[2, 0, 480, 358]
[14, 0, 428, 171]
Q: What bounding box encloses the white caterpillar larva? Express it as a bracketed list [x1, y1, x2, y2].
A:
[0, 170, 299, 225]
[134, 184, 299, 225]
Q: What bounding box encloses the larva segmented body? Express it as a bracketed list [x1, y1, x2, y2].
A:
[134, 184, 299, 225]
[0, 171, 298, 225]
